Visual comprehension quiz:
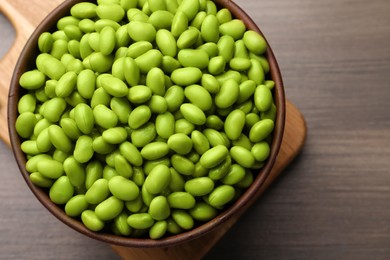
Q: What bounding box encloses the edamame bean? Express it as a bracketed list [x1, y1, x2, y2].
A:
[55, 71, 77, 97]
[219, 19, 246, 40]
[42, 97, 67, 123]
[19, 70, 46, 90]
[141, 142, 170, 160]
[127, 21, 156, 42]
[243, 30, 267, 55]
[93, 104, 119, 129]
[127, 213, 154, 229]
[123, 57, 140, 87]
[102, 127, 128, 144]
[189, 202, 218, 221]
[224, 109, 245, 141]
[178, 49, 209, 69]
[230, 57, 251, 71]
[208, 156, 231, 180]
[164, 85, 185, 112]
[146, 67, 166, 96]
[221, 164, 246, 185]
[169, 167, 185, 191]
[30, 172, 54, 188]
[125, 194, 143, 213]
[180, 103, 206, 125]
[89, 52, 114, 73]
[81, 210, 104, 231]
[15, 112, 36, 138]
[149, 11, 173, 30]
[167, 192, 195, 209]
[74, 103, 94, 134]
[251, 141, 270, 162]
[248, 59, 265, 85]
[148, 95, 168, 114]
[108, 176, 139, 201]
[127, 85, 152, 104]
[249, 119, 274, 142]
[49, 176, 74, 204]
[100, 75, 128, 97]
[135, 49, 163, 73]
[190, 11, 206, 29]
[63, 156, 86, 187]
[85, 161, 103, 189]
[171, 11, 188, 37]
[93, 136, 116, 154]
[38, 32, 54, 53]
[110, 97, 132, 124]
[21, 140, 40, 155]
[208, 185, 235, 208]
[144, 164, 171, 194]
[201, 14, 219, 43]
[99, 26, 116, 55]
[199, 145, 228, 168]
[203, 128, 229, 148]
[167, 133, 192, 155]
[230, 146, 255, 168]
[36, 128, 53, 152]
[177, 27, 200, 49]
[128, 105, 151, 129]
[254, 84, 273, 112]
[96, 4, 125, 22]
[65, 194, 89, 217]
[184, 177, 214, 196]
[114, 154, 133, 178]
[155, 112, 175, 139]
[171, 154, 195, 175]
[37, 158, 64, 179]
[149, 196, 170, 220]
[18, 94, 36, 114]
[208, 56, 226, 75]
[70, 2, 97, 19]
[205, 115, 224, 130]
[113, 212, 132, 236]
[85, 178, 110, 204]
[48, 125, 72, 153]
[171, 210, 194, 230]
[184, 84, 212, 111]
[217, 35, 235, 62]
[131, 122, 157, 147]
[201, 73, 220, 94]
[215, 79, 239, 109]
[73, 135, 94, 163]
[149, 221, 167, 239]
[95, 196, 124, 221]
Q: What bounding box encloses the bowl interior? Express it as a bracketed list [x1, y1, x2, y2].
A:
[8, 0, 285, 248]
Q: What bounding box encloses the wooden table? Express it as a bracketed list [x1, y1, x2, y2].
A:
[1, 0, 390, 259]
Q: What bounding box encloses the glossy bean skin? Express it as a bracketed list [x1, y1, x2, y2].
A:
[200, 145, 229, 168]
[189, 202, 217, 221]
[185, 177, 214, 196]
[149, 196, 171, 220]
[108, 176, 139, 201]
[144, 165, 171, 194]
[208, 185, 235, 208]
[95, 196, 124, 221]
[215, 79, 240, 109]
[81, 210, 105, 231]
[49, 176, 74, 204]
[249, 119, 275, 143]
[65, 194, 89, 217]
[224, 109, 246, 141]
[167, 192, 196, 209]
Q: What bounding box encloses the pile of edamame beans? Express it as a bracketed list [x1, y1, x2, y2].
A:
[15, 0, 277, 239]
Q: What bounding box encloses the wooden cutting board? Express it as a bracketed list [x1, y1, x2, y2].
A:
[0, 0, 307, 259]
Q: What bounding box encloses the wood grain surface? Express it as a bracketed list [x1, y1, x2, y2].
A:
[1, 0, 390, 259]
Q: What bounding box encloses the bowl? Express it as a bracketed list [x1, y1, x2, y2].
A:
[8, 0, 285, 248]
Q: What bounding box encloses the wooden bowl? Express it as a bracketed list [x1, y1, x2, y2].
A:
[8, 0, 285, 248]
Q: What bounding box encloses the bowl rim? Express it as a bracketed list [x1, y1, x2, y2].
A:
[8, 0, 285, 248]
